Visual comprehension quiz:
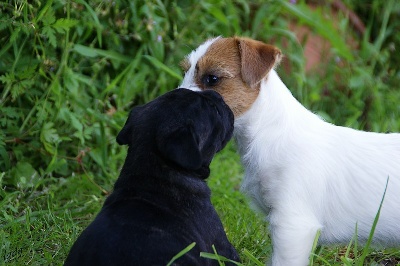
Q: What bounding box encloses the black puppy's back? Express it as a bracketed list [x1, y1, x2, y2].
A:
[65, 186, 238, 265]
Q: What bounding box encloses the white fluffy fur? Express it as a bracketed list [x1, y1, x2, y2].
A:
[236, 70, 400, 265]
[181, 39, 400, 266]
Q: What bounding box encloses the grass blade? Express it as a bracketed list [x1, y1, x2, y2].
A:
[309, 229, 321, 266]
[358, 176, 390, 265]
[73, 44, 131, 63]
[35, 0, 53, 23]
[242, 249, 264, 266]
[102, 47, 144, 96]
[166, 242, 196, 266]
[143, 55, 182, 80]
[74, 0, 103, 47]
[340, 227, 355, 266]
[200, 245, 243, 266]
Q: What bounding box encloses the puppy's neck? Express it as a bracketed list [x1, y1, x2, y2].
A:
[234, 70, 323, 165]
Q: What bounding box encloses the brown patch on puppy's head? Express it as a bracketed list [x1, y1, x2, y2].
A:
[180, 37, 282, 117]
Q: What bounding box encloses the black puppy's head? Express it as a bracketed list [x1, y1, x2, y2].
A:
[117, 88, 234, 172]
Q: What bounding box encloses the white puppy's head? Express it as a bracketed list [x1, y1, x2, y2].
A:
[180, 37, 282, 117]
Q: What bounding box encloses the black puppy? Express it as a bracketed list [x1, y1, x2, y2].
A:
[64, 88, 239, 265]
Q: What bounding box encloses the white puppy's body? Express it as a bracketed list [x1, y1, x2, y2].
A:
[180, 37, 400, 265]
[236, 70, 400, 265]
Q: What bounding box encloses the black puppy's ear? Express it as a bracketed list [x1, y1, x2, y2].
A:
[157, 120, 202, 170]
[116, 107, 140, 145]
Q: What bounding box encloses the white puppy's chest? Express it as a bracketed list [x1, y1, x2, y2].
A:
[233, 94, 296, 213]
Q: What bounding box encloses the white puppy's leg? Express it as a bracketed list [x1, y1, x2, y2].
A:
[269, 212, 322, 266]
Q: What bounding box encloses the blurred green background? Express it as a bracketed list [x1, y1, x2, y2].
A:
[1, 0, 400, 265]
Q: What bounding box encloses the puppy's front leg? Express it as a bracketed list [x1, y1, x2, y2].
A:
[269, 211, 322, 266]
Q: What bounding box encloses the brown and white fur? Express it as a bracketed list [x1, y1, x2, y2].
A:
[179, 36, 400, 265]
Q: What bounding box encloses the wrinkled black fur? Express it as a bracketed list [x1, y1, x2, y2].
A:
[64, 89, 239, 265]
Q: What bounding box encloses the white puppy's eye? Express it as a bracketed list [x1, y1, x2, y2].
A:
[202, 74, 220, 87]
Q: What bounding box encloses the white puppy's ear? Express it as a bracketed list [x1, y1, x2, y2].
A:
[236, 37, 282, 89]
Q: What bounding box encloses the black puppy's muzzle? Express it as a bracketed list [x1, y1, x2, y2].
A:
[176, 88, 234, 148]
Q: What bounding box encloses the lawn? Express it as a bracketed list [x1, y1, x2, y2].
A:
[1, 0, 400, 265]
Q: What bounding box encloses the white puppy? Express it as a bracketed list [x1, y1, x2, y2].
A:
[179, 36, 400, 265]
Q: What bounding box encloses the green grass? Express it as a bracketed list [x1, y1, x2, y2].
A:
[1, 0, 400, 265]
[2, 142, 400, 265]
[209, 142, 270, 265]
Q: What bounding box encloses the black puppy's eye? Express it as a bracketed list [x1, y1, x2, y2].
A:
[202, 75, 220, 87]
